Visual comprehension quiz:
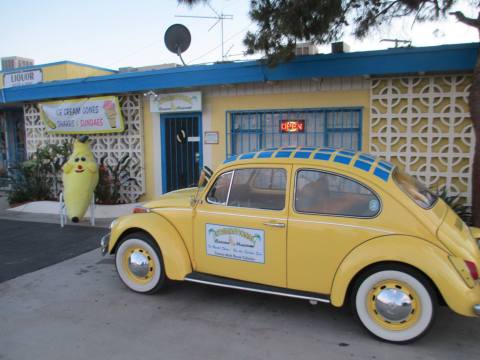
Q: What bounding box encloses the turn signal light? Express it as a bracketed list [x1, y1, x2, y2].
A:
[133, 206, 151, 214]
[465, 260, 479, 281]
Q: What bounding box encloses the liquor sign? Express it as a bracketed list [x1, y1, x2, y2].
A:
[39, 96, 124, 134]
[3, 69, 43, 88]
[280, 120, 305, 133]
[150, 91, 202, 113]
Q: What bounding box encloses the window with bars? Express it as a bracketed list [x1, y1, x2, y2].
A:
[226, 108, 362, 156]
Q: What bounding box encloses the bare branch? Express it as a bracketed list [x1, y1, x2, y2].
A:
[450, 11, 480, 29]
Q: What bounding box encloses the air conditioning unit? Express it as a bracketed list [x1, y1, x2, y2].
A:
[295, 42, 318, 56]
[331, 42, 350, 54]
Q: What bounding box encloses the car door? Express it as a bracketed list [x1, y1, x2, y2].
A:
[287, 166, 386, 295]
[193, 165, 291, 287]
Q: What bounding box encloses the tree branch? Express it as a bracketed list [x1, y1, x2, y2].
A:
[450, 11, 480, 29]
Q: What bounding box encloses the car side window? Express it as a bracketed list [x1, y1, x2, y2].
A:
[295, 169, 380, 217]
[206, 171, 233, 205]
[228, 168, 286, 210]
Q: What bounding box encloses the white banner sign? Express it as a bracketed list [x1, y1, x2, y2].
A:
[39, 96, 124, 134]
[150, 91, 202, 113]
[3, 69, 43, 88]
[206, 224, 265, 264]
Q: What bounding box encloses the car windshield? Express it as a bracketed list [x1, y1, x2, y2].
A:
[393, 168, 437, 209]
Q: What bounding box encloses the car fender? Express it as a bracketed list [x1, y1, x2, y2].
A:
[109, 213, 192, 280]
[330, 235, 480, 317]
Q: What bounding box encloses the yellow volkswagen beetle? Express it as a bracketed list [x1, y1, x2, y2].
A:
[101, 147, 480, 343]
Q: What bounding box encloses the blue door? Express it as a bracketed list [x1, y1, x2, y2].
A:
[161, 113, 202, 193]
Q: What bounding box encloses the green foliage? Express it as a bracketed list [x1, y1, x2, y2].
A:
[435, 187, 472, 225]
[242, 0, 460, 65]
[96, 154, 138, 205]
[7, 141, 72, 205]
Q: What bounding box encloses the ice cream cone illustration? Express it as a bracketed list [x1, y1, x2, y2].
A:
[39, 106, 57, 129]
[103, 100, 117, 128]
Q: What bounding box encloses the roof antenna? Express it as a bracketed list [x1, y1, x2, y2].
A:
[164, 24, 191, 66]
[380, 39, 412, 48]
[175, 3, 233, 61]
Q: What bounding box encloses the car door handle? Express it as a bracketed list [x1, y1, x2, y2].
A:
[263, 221, 286, 228]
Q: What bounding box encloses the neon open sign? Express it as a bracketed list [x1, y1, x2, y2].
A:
[280, 120, 305, 133]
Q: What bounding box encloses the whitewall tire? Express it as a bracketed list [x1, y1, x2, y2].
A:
[115, 233, 166, 294]
[352, 267, 436, 343]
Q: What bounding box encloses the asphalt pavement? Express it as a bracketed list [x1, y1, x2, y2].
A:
[0, 219, 105, 282]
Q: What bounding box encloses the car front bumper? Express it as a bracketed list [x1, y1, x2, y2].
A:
[100, 233, 111, 256]
[474, 304, 480, 316]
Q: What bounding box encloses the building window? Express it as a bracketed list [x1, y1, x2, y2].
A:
[227, 108, 362, 156]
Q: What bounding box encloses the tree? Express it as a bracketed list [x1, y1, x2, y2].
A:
[180, 0, 480, 225]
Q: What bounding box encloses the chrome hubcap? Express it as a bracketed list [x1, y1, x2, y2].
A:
[128, 251, 149, 278]
[375, 288, 413, 322]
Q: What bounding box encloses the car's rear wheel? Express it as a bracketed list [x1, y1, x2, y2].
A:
[115, 232, 166, 294]
[352, 265, 436, 343]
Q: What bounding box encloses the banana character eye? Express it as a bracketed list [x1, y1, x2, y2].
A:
[74, 157, 79, 162]
[81, 157, 86, 161]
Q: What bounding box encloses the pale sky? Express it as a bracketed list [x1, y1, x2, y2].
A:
[0, 0, 478, 70]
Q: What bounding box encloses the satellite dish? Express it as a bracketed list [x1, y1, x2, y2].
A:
[164, 24, 191, 65]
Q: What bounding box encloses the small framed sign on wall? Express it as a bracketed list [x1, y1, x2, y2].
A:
[204, 131, 219, 144]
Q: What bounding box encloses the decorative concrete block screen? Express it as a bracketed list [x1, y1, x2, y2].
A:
[23, 94, 145, 203]
[370, 75, 474, 203]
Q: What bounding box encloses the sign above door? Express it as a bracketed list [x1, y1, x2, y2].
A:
[150, 91, 202, 113]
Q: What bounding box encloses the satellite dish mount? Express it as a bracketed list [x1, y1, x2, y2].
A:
[164, 24, 191, 66]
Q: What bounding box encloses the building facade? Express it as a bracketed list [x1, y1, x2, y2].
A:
[0, 61, 115, 172]
[0, 43, 476, 203]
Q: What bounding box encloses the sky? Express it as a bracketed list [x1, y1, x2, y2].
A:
[0, 0, 478, 71]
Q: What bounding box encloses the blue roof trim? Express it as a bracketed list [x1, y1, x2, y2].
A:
[275, 151, 292, 158]
[374, 167, 390, 182]
[337, 150, 355, 156]
[334, 155, 352, 165]
[282, 147, 297, 150]
[239, 152, 256, 160]
[317, 148, 336, 153]
[359, 154, 376, 163]
[377, 160, 394, 171]
[354, 160, 372, 172]
[0, 60, 116, 74]
[224, 156, 237, 163]
[2, 43, 477, 103]
[257, 151, 274, 158]
[294, 151, 312, 159]
[300, 146, 316, 151]
[314, 153, 332, 161]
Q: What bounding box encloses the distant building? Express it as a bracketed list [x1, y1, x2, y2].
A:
[1, 56, 34, 71]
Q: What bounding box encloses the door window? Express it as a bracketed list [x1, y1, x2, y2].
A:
[206, 171, 233, 205]
[207, 168, 287, 210]
[295, 170, 380, 217]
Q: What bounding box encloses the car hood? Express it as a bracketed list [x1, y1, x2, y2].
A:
[437, 206, 480, 263]
[143, 187, 198, 209]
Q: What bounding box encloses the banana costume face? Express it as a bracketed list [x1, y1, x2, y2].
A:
[62, 137, 99, 222]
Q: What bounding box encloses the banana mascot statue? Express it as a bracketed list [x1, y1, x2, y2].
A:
[62, 136, 99, 223]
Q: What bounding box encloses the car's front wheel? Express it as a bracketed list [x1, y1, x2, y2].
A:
[115, 232, 166, 294]
[352, 265, 436, 343]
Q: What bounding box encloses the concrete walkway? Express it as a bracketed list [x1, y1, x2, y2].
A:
[1, 249, 479, 360]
